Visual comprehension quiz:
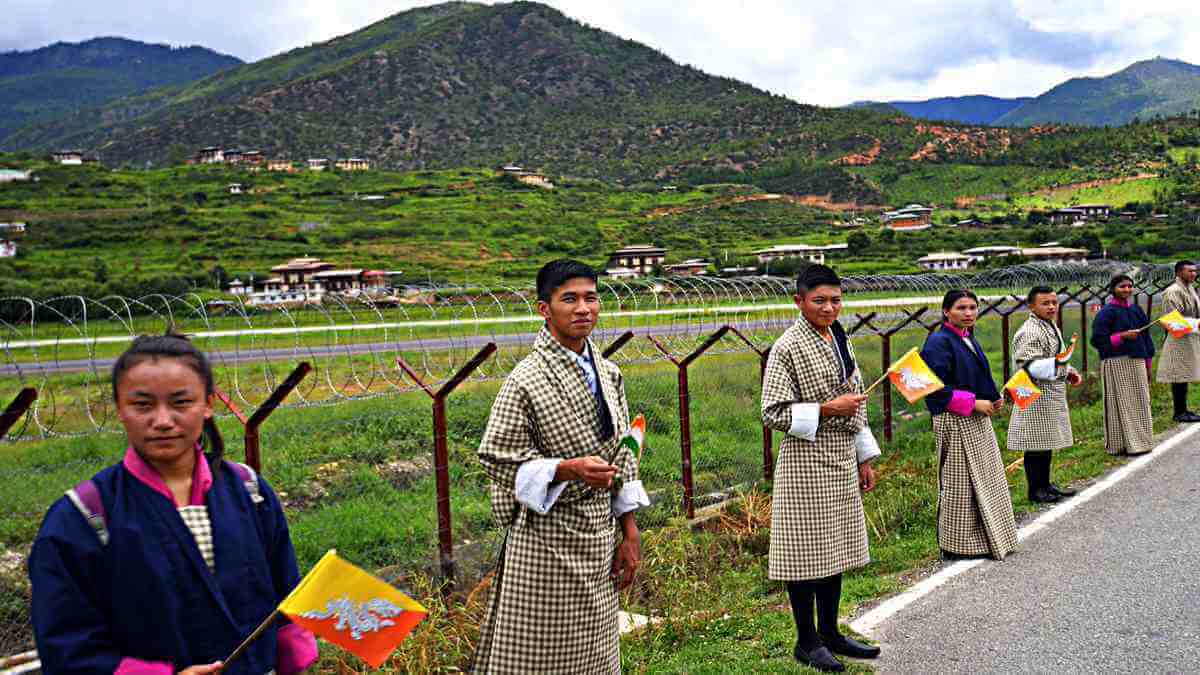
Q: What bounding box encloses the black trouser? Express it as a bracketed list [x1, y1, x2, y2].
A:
[1024, 450, 1053, 494]
[786, 573, 842, 651]
[1172, 382, 1189, 417]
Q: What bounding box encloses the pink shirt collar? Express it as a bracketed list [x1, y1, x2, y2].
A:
[1109, 297, 1132, 307]
[123, 445, 213, 507]
[943, 321, 971, 338]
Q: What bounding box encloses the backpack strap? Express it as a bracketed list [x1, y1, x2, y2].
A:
[227, 461, 264, 504]
[65, 480, 110, 546]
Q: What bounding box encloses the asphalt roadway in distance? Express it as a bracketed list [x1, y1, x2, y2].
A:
[867, 431, 1200, 674]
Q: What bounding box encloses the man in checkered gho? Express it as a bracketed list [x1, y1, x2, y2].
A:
[471, 259, 649, 674]
[761, 264, 883, 672]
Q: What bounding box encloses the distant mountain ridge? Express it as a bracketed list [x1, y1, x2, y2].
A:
[0, 37, 242, 147]
[850, 95, 1032, 125]
[995, 57, 1200, 126]
[852, 58, 1200, 127]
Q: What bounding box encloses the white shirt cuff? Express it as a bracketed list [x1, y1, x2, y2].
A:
[1027, 357, 1057, 380]
[515, 458, 568, 515]
[855, 427, 881, 464]
[787, 403, 820, 441]
[612, 479, 651, 518]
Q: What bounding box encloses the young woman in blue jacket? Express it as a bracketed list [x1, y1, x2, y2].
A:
[1090, 274, 1156, 455]
[29, 334, 317, 674]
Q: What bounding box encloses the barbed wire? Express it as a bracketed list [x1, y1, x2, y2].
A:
[0, 261, 1169, 439]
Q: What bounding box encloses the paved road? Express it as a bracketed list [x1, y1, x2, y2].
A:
[868, 432, 1200, 673]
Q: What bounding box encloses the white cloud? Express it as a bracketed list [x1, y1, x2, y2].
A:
[3, 0, 1199, 106]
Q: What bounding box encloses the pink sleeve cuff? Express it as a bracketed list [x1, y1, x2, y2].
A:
[946, 389, 977, 416]
[115, 658, 173, 675]
[1146, 358, 1153, 370]
[277, 622, 319, 674]
[1110, 334, 1123, 348]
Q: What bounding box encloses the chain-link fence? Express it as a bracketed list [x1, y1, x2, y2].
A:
[0, 261, 1176, 661]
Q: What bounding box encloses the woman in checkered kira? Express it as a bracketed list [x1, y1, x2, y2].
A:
[28, 334, 316, 674]
[1090, 274, 1156, 455]
[919, 290, 1018, 560]
[761, 265, 883, 672]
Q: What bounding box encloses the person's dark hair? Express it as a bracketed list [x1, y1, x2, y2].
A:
[1108, 274, 1134, 295]
[1026, 285, 1056, 306]
[536, 259, 598, 302]
[111, 332, 225, 475]
[795, 263, 841, 295]
[1175, 260, 1196, 275]
[941, 289, 979, 312]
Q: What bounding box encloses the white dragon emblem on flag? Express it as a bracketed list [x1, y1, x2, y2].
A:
[300, 596, 407, 640]
[896, 367, 934, 391]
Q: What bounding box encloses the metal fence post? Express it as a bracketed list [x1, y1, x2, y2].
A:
[216, 363, 312, 472]
[646, 326, 732, 519]
[858, 308, 928, 443]
[0, 388, 37, 439]
[727, 326, 774, 482]
[396, 343, 497, 590]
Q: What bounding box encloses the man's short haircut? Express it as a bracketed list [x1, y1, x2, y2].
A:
[536, 259, 598, 302]
[1026, 285, 1056, 305]
[795, 263, 841, 295]
[1175, 260, 1196, 275]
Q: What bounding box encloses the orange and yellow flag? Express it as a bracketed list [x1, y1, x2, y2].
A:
[885, 348, 946, 403]
[1056, 333, 1078, 363]
[279, 550, 429, 668]
[1004, 369, 1042, 410]
[1157, 310, 1195, 339]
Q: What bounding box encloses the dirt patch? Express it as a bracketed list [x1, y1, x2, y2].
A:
[835, 138, 883, 166]
[377, 455, 434, 491]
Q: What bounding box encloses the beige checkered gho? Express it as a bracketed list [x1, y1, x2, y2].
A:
[1156, 281, 1200, 383]
[1007, 316, 1074, 451]
[761, 319, 872, 581]
[471, 327, 635, 675]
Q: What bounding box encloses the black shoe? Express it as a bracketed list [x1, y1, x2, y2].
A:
[1029, 488, 1060, 503]
[823, 634, 881, 659]
[794, 644, 845, 672]
[1048, 483, 1076, 497]
[1172, 412, 1200, 423]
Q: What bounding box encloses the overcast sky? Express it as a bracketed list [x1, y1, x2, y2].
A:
[5, 0, 1199, 106]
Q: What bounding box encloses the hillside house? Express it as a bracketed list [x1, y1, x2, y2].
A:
[242, 257, 392, 305]
[267, 159, 294, 172]
[52, 150, 84, 165]
[0, 169, 32, 183]
[883, 204, 934, 231]
[0, 240, 15, 258]
[604, 266, 640, 280]
[241, 151, 264, 167]
[753, 243, 848, 266]
[197, 147, 224, 164]
[963, 245, 1022, 264]
[609, 245, 667, 276]
[956, 218, 987, 228]
[1076, 204, 1111, 219]
[1048, 208, 1087, 225]
[307, 158, 329, 171]
[228, 183, 244, 195]
[223, 149, 244, 164]
[1021, 246, 1089, 265]
[916, 251, 973, 271]
[499, 164, 554, 189]
[663, 259, 710, 276]
[0, 222, 27, 235]
[227, 278, 249, 296]
[335, 158, 370, 171]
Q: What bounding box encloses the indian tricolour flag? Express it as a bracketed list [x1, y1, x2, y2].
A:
[620, 414, 646, 462]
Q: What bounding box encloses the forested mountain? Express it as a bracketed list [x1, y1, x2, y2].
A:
[0, 37, 241, 146]
[850, 96, 1032, 125]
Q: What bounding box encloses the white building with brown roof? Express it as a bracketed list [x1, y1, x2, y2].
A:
[916, 251, 973, 271]
[609, 245, 667, 277]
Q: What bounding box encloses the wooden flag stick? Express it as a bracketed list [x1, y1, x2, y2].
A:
[223, 608, 280, 669]
[862, 370, 890, 396]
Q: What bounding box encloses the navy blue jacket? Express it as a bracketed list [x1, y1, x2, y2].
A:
[29, 460, 299, 674]
[920, 324, 1002, 416]
[1091, 302, 1156, 360]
